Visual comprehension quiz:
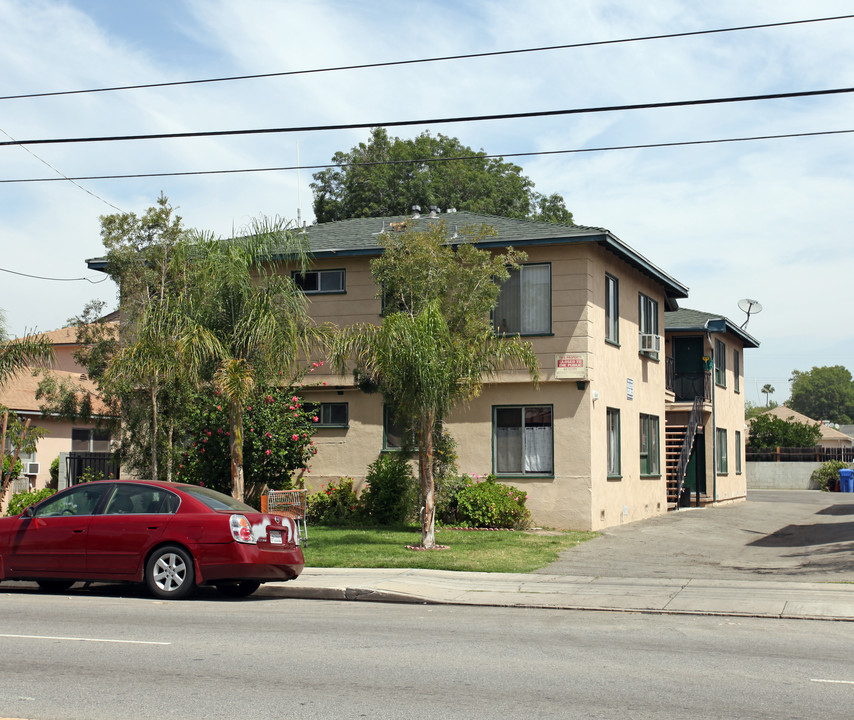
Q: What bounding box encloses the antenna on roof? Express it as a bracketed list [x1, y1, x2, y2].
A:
[296, 142, 302, 227]
[737, 298, 762, 329]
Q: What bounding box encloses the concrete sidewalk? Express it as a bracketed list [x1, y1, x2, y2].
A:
[262, 491, 854, 620]
[262, 567, 854, 620]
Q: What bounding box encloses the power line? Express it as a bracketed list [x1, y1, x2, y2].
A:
[2, 87, 853, 148]
[0, 266, 109, 283]
[0, 126, 124, 211]
[2, 15, 851, 102]
[2, 128, 852, 184]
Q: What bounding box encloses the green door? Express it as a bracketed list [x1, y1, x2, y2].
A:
[683, 435, 706, 500]
[673, 336, 705, 401]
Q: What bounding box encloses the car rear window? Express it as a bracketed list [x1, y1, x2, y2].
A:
[181, 485, 257, 513]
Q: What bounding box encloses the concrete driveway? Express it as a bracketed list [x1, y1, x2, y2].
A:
[538, 489, 854, 582]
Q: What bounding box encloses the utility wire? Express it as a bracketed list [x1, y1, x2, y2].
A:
[2, 87, 852, 148]
[2, 128, 852, 184]
[0, 266, 109, 283]
[1, 15, 851, 101]
[0, 126, 124, 211]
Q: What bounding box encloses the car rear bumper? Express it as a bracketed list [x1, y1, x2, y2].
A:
[194, 541, 305, 584]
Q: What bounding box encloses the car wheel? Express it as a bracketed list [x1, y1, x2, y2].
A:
[216, 581, 261, 598]
[145, 546, 195, 600]
[36, 580, 75, 592]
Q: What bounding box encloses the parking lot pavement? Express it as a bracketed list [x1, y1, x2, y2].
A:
[538, 489, 854, 582]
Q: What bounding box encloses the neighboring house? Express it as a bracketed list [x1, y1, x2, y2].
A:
[664, 309, 759, 508]
[267, 210, 751, 531]
[0, 324, 115, 501]
[755, 406, 854, 450]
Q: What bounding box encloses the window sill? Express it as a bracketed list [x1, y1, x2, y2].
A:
[607, 474, 622, 481]
[638, 351, 660, 362]
[494, 474, 554, 480]
[315, 424, 349, 429]
[640, 474, 662, 479]
[605, 338, 620, 348]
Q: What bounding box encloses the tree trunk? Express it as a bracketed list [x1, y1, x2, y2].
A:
[229, 402, 245, 501]
[149, 385, 159, 481]
[165, 420, 174, 482]
[419, 413, 437, 549]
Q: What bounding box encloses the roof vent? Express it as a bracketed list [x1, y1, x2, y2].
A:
[79, 373, 88, 381]
[447, 207, 457, 213]
[411, 205, 421, 219]
[429, 205, 440, 218]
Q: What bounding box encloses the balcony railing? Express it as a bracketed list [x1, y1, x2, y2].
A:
[672, 371, 711, 403]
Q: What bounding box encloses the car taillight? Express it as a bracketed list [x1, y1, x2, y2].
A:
[230, 514, 256, 544]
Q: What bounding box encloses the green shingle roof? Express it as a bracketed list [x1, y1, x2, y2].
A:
[665, 307, 760, 348]
[292, 210, 688, 302]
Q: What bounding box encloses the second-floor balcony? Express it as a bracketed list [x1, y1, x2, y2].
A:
[665, 356, 711, 402]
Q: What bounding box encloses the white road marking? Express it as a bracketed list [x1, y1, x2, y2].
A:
[0, 633, 169, 645]
[810, 678, 854, 685]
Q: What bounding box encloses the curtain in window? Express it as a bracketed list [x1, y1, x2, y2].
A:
[521, 265, 550, 334]
[524, 425, 553, 472]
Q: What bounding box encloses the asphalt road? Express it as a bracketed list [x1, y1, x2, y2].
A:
[2, 590, 854, 719]
[539, 489, 854, 581]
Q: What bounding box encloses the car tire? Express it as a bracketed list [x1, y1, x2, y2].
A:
[216, 580, 261, 598]
[145, 545, 195, 600]
[36, 579, 75, 592]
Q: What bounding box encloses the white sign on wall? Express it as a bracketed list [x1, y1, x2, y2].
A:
[555, 352, 588, 380]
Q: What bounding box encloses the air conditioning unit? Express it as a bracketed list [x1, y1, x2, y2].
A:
[639, 333, 661, 353]
[25, 462, 40, 476]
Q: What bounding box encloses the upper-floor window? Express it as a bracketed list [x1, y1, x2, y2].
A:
[715, 339, 726, 387]
[605, 274, 619, 344]
[292, 269, 345, 294]
[493, 263, 551, 336]
[733, 348, 741, 393]
[638, 293, 659, 356]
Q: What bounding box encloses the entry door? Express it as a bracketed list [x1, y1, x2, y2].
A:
[683, 437, 707, 496]
[673, 336, 705, 401]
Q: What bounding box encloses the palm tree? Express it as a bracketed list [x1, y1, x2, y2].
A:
[179, 218, 322, 501]
[0, 311, 53, 389]
[761, 383, 775, 407]
[332, 301, 539, 549]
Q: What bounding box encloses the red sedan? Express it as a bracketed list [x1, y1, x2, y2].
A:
[0, 480, 304, 599]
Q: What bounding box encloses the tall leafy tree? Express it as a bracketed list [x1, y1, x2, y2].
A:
[331, 222, 539, 549]
[311, 128, 573, 224]
[761, 383, 775, 407]
[789, 366, 854, 424]
[747, 413, 822, 449]
[178, 218, 322, 500]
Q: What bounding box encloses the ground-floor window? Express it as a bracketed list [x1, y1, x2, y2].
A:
[639, 413, 660, 476]
[735, 430, 742, 474]
[493, 405, 553, 475]
[72, 428, 110, 453]
[383, 405, 405, 450]
[304, 402, 349, 427]
[607, 408, 621, 477]
[716, 427, 728, 474]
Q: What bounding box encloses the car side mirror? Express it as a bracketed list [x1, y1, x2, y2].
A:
[22, 506, 35, 518]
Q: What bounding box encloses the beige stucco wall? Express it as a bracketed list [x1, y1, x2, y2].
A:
[297, 241, 673, 531]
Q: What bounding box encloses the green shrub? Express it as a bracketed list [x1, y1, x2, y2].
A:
[434, 473, 469, 526]
[306, 477, 360, 525]
[811, 460, 851, 491]
[7, 487, 55, 516]
[49, 457, 60, 488]
[455, 475, 531, 529]
[360, 453, 418, 525]
[2, 455, 22, 479]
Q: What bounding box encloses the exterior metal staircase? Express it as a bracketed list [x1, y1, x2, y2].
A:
[665, 395, 704, 508]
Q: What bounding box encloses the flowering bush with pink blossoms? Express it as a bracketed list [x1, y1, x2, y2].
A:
[177, 385, 318, 495]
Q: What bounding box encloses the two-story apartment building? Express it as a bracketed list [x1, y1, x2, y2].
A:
[283, 209, 730, 531]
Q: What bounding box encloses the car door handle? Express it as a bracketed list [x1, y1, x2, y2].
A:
[147, 526, 161, 530]
[73, 528, 86, 534]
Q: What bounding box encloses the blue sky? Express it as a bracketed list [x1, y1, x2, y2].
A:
[2, 0, 853, 408]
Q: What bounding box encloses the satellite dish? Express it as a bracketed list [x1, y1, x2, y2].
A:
[737, 298, 762, 329]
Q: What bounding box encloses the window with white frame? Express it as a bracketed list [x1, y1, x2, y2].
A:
[716, 427, 728, 474]
[292, 269, 345, 294]
[493, 264, 551, 335]
[607, 408, 621, 477]
[493, 405, 553, 475]
[639, 413, 660, 476]
[605, 274, 619, 344]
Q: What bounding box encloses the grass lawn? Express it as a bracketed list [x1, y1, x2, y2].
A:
[302, 525, 598, 573]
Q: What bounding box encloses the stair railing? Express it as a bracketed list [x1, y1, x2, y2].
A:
[674, 395, 704, 507]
